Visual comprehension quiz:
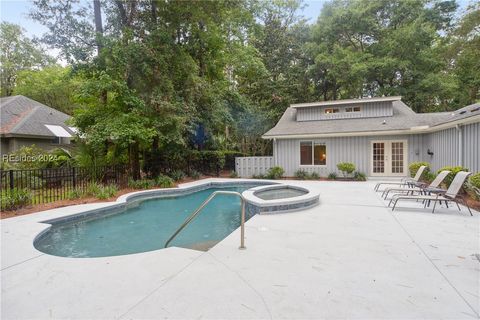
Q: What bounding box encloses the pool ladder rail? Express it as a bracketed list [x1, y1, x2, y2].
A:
[164, 191, 247, 250]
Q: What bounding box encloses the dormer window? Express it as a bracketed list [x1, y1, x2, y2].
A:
[325, 108, 339, 114]
[346, 106, 361, 112]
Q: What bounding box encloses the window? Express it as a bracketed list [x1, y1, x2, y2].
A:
[324, 108, 339, 114]
[300, 141, 327, 166]
[346, 106, 361, 112]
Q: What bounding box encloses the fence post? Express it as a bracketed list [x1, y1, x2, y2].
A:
[72, 167, 76, 188]
[9, 170, 14, 190]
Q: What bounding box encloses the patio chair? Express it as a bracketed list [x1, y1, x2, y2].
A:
[390, 171, 473, 215]
[374, 165, 427, 191]
[382, 170, 450, 199]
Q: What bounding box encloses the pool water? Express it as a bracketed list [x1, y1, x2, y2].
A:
[34, 184, 260, 258]
[255, 187, 307, 200]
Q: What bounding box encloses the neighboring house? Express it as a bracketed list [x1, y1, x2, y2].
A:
[237, 96, 479, 177]
[0, 95, 76, 157]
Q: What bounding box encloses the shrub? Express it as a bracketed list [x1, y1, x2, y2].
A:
[336, 162, 356, 177]
[66, 188, 83, 200]
[265, 166, 284, 179]
[294, 170, 309, 180]
[422, 171, 436, 184]
[189, 170, 201, 180]
[328, 172, 337, 180]
[467, 173, 480, 200]
[96, 184, 118, 200]
[229, 171, 238, 178]
[128, 179, 155, 189]
[252, 173, 265, 179]
[353, 171, 367, 181]
[437, 166, 469, 187]
[155, 175, 174, 188]
[409, 162, 430, 178]
[309, 172, 320, 180]
[1, 188, 32, 211]
[168, 170, 186, 182]
[86, 182, 102, 195]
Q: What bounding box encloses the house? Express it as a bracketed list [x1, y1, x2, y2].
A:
[237, 96, 479, 177]
[0, 95, 76, 157]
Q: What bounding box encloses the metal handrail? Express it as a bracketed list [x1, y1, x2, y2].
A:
[164, 191, 247, 250]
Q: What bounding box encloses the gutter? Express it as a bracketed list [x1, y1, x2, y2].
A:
[262, 114, 480, 140]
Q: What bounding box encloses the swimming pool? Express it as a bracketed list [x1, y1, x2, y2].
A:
[34, 183, 261, 258]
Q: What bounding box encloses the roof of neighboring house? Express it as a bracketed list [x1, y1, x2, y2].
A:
[0, 95, 75, 138]
[263, 99, 480, 138]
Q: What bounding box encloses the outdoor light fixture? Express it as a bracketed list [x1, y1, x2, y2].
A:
[427, 149, 434, 156]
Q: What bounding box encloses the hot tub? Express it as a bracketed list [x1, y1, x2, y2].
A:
[243, 184, 320, 214]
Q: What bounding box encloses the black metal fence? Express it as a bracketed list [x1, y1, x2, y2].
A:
[0, 165, 129, 208]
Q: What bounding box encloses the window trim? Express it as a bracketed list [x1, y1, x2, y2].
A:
[299, 141, 327, 167]
[346, 106, 361, 112]
[324, 108, 340, 114]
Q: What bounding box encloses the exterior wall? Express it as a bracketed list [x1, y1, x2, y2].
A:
[0, 138, 9, 157]
[0, 137, 71, 156]
[422, 123, 480, 172]
[296, 101, 393, 121]
[235, 156, 273, 177]
[275, 135, 423, 177]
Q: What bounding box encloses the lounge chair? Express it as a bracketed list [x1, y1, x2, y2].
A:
[390, 171, 473, 215]
[382, 170, 450, 199]
[374, 165, 427, 191]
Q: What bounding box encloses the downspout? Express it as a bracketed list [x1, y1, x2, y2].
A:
[456, 124, 463, 167]
[273, 138, 277, 166]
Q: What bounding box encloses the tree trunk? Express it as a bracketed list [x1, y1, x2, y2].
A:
[93, 0, 103, 54]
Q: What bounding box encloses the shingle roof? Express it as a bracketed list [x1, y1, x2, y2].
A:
[263, 99, 480, 138]
[0, 95, 74, 138]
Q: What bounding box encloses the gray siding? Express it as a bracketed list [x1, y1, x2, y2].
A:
[422, 123, 479, 172]
[296, 101, 393, 121]
[275, 135, 423, 177]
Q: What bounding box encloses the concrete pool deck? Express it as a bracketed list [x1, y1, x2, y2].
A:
[1, 178, 479, 319]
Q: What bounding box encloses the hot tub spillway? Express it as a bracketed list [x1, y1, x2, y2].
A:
[242, 184, 319, 215]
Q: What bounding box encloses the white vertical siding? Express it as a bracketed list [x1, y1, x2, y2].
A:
[463, 123, 480, 173]
[235, 156, 273, 177]
[296, 102, 393, 121]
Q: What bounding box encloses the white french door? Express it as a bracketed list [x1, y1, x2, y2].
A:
[371, 140, 408, 176]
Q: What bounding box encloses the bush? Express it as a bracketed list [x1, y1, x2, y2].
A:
[328, 172, 337, 180]
[422, 171, 436, 184]
[468, 172, 480, 200]
[437, 166, 469, 187]
[309, 172, 320, 180]
[252, 173, 265, 179]
[128, 179, 155, 189]
[294, 170, 309, 180]
[336, 162, 356, 177]
[409, 162, 430, 178]
[265, 166, 285, 179]
[229, 171, 238, 178]
[353, 171, 367, 181]
[1, 188, 32, 211]
[155, 175, 174, 188]
[189, 170, 201, 180]
[66, 188, 83, 200]
[168, 170, 186, 182]
[96, 184, 118, 200]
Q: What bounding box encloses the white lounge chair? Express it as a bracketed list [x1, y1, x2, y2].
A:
[383, 170, 450, 199]
[374, 165, 427, 192]
[390, 171, 473, 215]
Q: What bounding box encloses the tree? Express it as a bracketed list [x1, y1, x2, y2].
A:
[0, 22, 53, 96]
[13, 66, 81, 114]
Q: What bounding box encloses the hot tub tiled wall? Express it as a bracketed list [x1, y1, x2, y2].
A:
[246, 197, 319, 215]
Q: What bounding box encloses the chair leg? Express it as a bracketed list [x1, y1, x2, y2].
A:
[432, 199, 438, 213]
[455, 200, 461, 211]
[392, 198, 399, 211]
[445, 201, 449, 208]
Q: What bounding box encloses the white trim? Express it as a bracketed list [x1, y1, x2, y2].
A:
[299, 141, 327, 167]
[44, 125, 72, 138]
[370, 140, 408, 177]
[262, 114, 480, 140]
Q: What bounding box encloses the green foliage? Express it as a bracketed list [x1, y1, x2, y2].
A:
[1, 188, 32, 211]
[328, 172, 337, 180]
[128, 179, 155, 190]
[66, 188, 83, 200]
[336, 162, 356, 177]
[437, 166, 469, 187]
[252, 173, 266, 179]
[409, 162, 431, 177]
[154, 175, 174, 188]
[189, 170, 201, 180]
[422, 172, 437, 184]
[168, 170, 186, 182]
[265, 166, 285, 179]
[309, 172, 320, 180]
[96, 185, 118, 200]
[353, 171, 367, 181]
[470, 173, 480, 189]
[229, 171, 238, 178]
[294, 170, 309, 180]
[468, 172, 480, 200]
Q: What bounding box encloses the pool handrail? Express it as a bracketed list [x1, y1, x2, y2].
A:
[164, 191, 247, 250]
